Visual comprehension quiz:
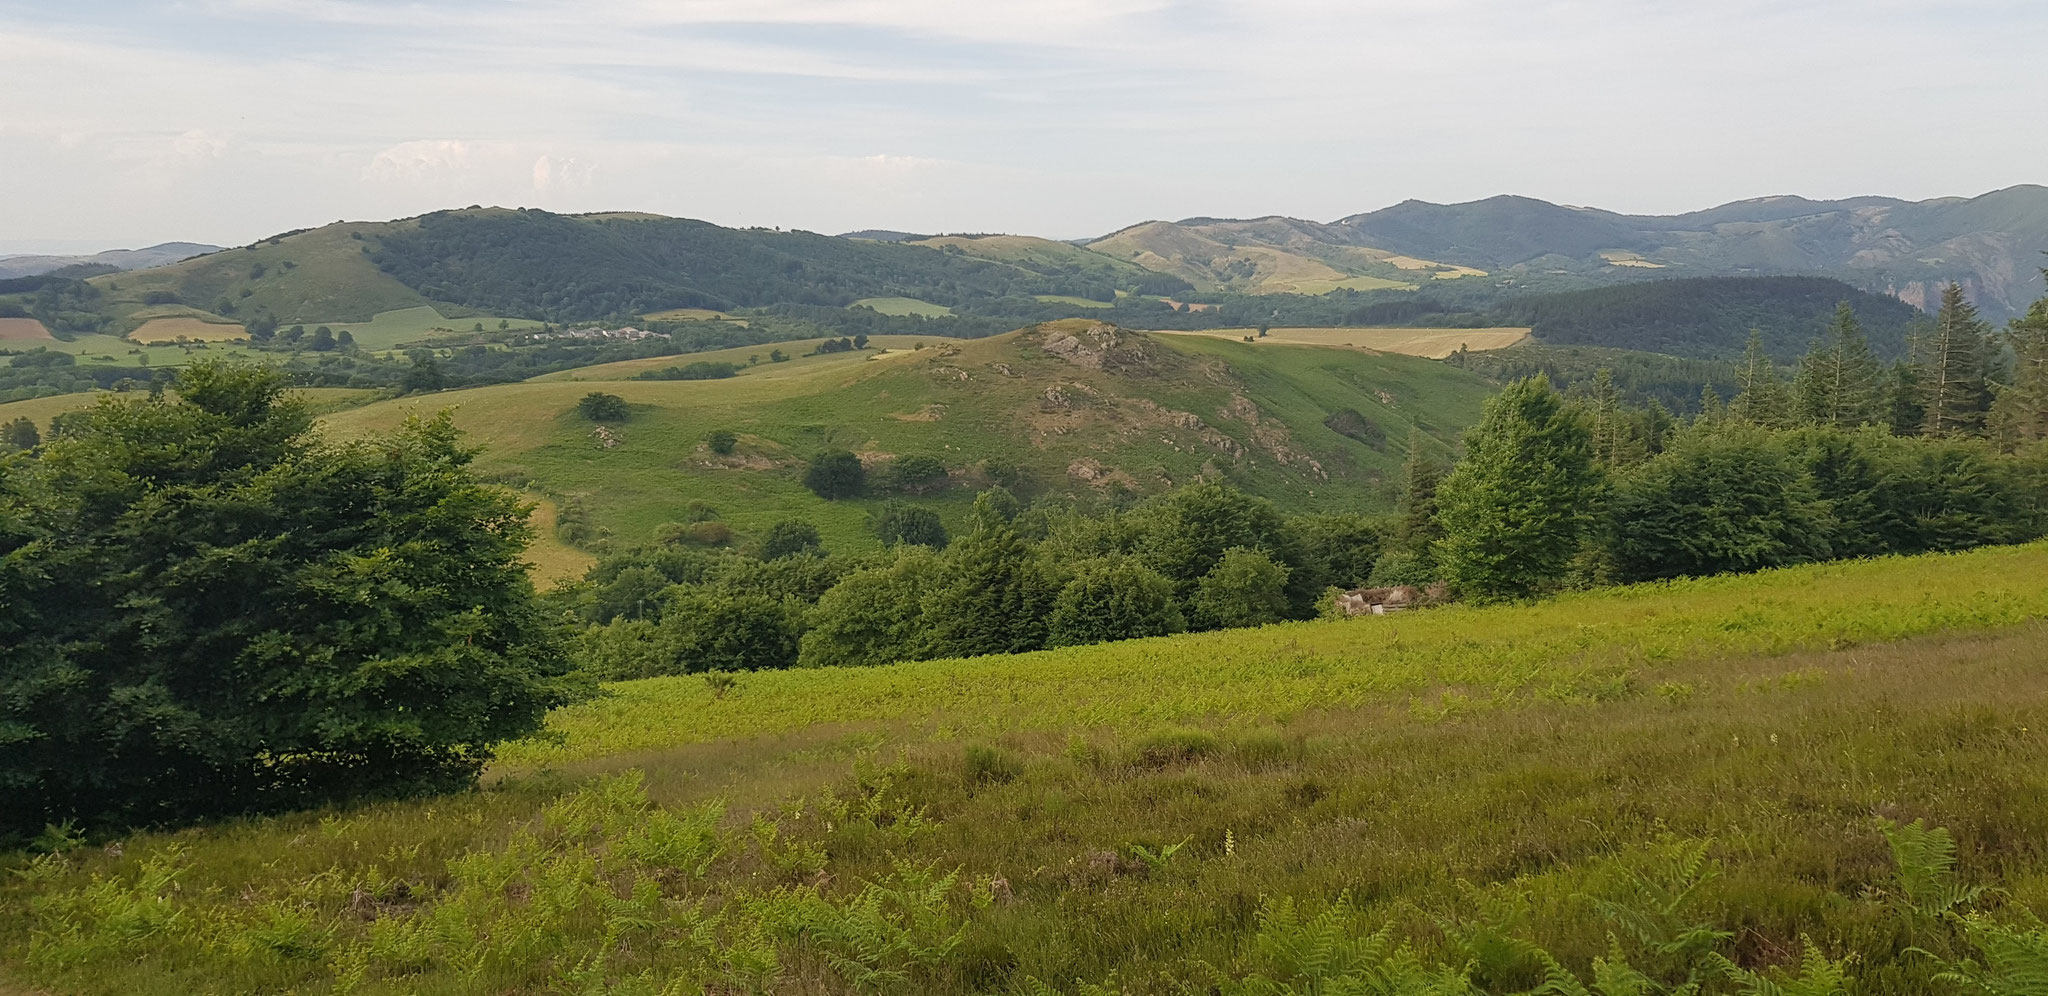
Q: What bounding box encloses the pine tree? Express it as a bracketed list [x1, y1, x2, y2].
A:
[1588, 368, 1623, 465]
[1696, 383, 1725, 427]
[1433, 374, 1602, 601]
[1397, 429, 1445, 554]
[1794, 302, 1882, 429]
[1990, 293, 2048, 448]
[1730, 329, 1794, 427]
[1920, 283, 1993, 438]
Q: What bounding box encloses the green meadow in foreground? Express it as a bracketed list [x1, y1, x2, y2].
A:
[7, 543, 2048, 994]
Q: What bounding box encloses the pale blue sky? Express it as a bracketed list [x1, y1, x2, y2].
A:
[2, 0, 2044, 251]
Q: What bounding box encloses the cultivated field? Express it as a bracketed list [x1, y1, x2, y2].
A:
[6, 543, 2048, 993]
[1032, 294, 1116, 309]
[128, 317, 246, 343]
[0, 387, 384, 433]
[1157, 326, 1531, 358]
[325, 306, 544, 350]
[0, 318, 54, 341]
[851, 296, 953, 317]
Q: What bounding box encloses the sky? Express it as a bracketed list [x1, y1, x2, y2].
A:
[2, 0, 2045, 253]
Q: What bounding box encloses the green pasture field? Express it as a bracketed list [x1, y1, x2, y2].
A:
[0, 387, 386, 433]
[7, 543, 2048, 994]
[323, 306, 545, 350]
[851, 296, 954, 317]
[1033, 294, 1117, 309]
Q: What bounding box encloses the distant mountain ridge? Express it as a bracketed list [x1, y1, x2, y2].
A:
[0, 242, 220, 280]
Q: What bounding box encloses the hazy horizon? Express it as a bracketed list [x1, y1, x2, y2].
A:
[5, 1, 2045, 250]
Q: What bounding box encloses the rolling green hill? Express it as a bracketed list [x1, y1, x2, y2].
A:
[1086, 217, 1480, 295]
[318, 321, 1494, 551]
[8, 542, 2048, 993]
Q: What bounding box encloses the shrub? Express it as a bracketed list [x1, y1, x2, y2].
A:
[633, 361, 739, 381]
[656, 586, 802, 672]
[798, 547, 945, 669]
[804, 450, 866, 499]
[708, 429, 739, 455]
[1047, 558, 1185, 648]
[887, 454, 948, 492]
[874, 501, 949, 549]
[576, 391, 630, 422]
[1189, 547, 1292, 630]
[761, 519, 823, 560]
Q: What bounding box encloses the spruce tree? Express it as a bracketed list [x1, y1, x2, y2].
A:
[1730, 329, 1794, 427]
[1588, 368, 1624, 466]
[1433, 374, 1601, 601]
[1397, 429, 1445, 554]
[1794, 302, 1882, 429]
[1990, 294, 2048, 447]
[1920, 283, 1993, 438]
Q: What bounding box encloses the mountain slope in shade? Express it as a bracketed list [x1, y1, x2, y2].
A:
[1332, 185, 2048, 318]
[0, 242, 221, 280]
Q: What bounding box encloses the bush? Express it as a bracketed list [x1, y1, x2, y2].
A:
[633, 361, 739, 381]
[797, 547, 945, 669]
[1188, 547, 1292, 630]
[874, 501, 949, 549]
[576, 391, 629, 422]
[0, 363, 575, 838]
[1047, 558, 1185, 648]
[886, 454, 948, 492]
[656, 587, 802, 672]
[655, 520, 731, 547]
[804, 450, 866, 499]
[761, 519, 822, 560]
[707, 429, 738, 455]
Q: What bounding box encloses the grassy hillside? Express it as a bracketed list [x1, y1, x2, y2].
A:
[907, 234, 1161, 292]
[319, 322, 1494, 551]
[86, 221, 436, 329]
[7, 543, 2048, 993]
[1086, 219, 1466, 295]
[1158, 326, 1529, 359]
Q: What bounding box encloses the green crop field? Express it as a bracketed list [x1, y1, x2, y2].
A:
[318, 322, 1493, 552]
[324, 306, 545, 350]
[852, 296, 954, 317]
[7, 543, 2048, 994]
[1033, 294, 1117, 309]
[0, 387, 385, 433]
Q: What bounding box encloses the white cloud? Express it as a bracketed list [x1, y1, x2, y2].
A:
[1, 1, 2044, 246]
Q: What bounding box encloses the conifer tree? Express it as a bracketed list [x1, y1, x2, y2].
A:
[1433, 375, 1601, 601]
[1920, 283, 1993, 438]
[1990, 292, 2048, 448]
[1794, 301, 1882, 429]
[1588, 368, 1623, 465]
[1730, 329, 1794, 427]
[1397, 429, 1445, 554]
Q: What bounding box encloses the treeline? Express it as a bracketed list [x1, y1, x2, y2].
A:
[367, 210, 1195, 321]
[1446, 343, 1740, 414]
[1388, 285, 2048, 599]
[555, 483, 1384, 677]
[1489, 276, 1924, 360]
